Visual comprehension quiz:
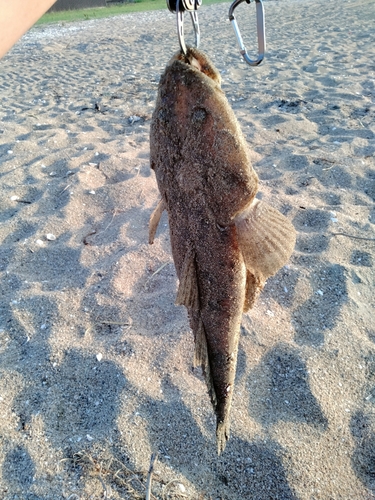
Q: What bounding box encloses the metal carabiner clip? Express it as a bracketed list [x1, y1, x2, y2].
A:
[168, 0, 201, 54]
[176, 0, 200, 54]
[229, 0, 266, 66]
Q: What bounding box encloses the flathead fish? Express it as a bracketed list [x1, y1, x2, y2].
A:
[149, 47, 296, 454]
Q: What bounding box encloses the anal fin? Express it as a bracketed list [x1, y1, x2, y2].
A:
[175, 248, 199, 310]
[149, 198, 166, 244]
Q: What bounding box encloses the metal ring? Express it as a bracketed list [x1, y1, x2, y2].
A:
[176, 0, 200, 54]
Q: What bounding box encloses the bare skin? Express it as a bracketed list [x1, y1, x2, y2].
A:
[0, 0, 57, 58]
[150, 48, 296, 454]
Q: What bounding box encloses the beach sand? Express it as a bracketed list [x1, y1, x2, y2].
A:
[0, 0, 374, 498]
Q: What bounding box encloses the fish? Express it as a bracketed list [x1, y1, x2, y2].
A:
[149, 47, 296, 454]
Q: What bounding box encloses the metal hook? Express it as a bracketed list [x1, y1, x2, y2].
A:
[229, 0, 266, 66]
[176, 0, 200, 54]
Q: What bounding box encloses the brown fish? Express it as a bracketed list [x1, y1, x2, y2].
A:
[149, 47, 296, 454]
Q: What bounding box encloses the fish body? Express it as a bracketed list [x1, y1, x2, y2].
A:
[150, 48, 296, 453]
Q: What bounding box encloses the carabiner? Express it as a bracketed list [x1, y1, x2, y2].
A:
[168, 0, 200, 54]
[176, 0, 200, 54]
[229, 0, 266, 66]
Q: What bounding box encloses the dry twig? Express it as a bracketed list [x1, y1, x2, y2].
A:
[146, 452, 158, 500]
[331, 232, 375, 242]
[144, 262, 169, 288]
[71, 450, 159, 500]
[96, 320, 131, 326]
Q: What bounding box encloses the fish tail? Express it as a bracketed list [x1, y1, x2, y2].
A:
[176, 249, 219, 409]
[216, 418, 230, 455]
[193, 317, 218, 409]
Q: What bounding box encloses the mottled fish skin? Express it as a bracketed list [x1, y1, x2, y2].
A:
[149, 47, 296, 454]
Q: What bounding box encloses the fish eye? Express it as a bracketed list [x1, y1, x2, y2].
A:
[192, 108, 207, 122]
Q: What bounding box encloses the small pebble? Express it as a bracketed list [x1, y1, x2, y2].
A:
[96, 353, 103, 362]
[129, 115, 141, 124]
[177, 483, 186, 494]
[46, 233, 56, 241]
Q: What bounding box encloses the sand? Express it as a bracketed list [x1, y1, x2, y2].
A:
[0, 0, 374, 498]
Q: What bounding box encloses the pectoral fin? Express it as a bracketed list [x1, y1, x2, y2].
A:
[235, 199, 296, 311]
[149, 198, 166, 244]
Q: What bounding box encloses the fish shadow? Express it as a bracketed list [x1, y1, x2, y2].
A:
[350, 411, 375, 492]
[357, 169, 375, 203]
[4, 294, 128, 455]
[1, 445, 35, 494]
[247, 343, 328, 429]
[139, 381, 299, 499]
[139, 382, 209, 461]
[350, 354, 375, 492]
[262, 267, 300, 309]
[12, 345, 128, 452]
[292, 262, 348, 346]
[215, 437, 299, 500]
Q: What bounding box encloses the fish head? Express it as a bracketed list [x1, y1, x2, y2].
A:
[169, 47, 221, 86]
[152, 48, 258, 226]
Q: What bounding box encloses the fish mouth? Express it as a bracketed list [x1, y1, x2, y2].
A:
[171, 46, 222, 85]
